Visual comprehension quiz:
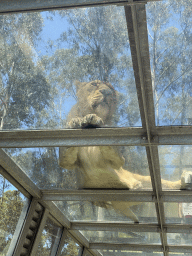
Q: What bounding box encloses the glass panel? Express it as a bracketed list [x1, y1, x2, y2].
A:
[83, 251, 91, 256]
[165, 202, 192, 224]
[0, 175, 29, 255]
[99, 251, 163, 256]
[3, 146, 151, 190]
[80, 230, 160, 244]
[36, 217, 62, 256]
[58, 233, 81, 256]
[167, 232, 192, 246]
[0, 7, 141, 130]
[169, 254, 192, 256]
[55, 201, 157, 223]
[159, 146, 192, 190]
[146, 0, 192, 125]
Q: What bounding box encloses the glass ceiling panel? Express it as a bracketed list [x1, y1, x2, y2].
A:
[0, 6, 141, 130]
[3, 146, 151, 190]
[59, 233, 81, 256]
[36, 217, 62, 256]
[164, 202, 192, 224]
[0, 174, 29, 255]
[167, 232, 192, 246]
[169, 254, 192, 256]
[80, 230, 161, 244]
[158, 145, 192, 190]
[146, 0, 192, 126]
[99, 251, 163, 256]
[55, 201, 157, 223]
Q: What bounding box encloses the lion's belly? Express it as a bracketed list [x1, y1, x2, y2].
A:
[77, 147, 128, 189]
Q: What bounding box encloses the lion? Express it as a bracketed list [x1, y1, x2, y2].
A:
[59, 80, 192, 222]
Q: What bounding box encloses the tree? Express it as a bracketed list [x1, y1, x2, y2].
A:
[0, 12, 51, 130]
[40, 6, 141, 127]
[0, 189, 25, 254]
[60, 234, 80, 256]
[147, 0, 192, 184]
[36, 217, 62, 256]
[147, 0, 192, 126]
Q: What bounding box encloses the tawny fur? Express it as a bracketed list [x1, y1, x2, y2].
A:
[59, 80, 191, 222]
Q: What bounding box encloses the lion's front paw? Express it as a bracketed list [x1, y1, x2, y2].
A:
[67, 117, 82, 128]
[81, 114, 104, 128]
[125, 179, 142, 190]
[181, 171, 192, 190]
[131, 180, 142, 190]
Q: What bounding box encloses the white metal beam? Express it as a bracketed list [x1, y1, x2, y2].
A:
[0, 0, 161, 14]
[89, 243, 163, 252]
[0, 128, 145, 148]
[41, 189, 154, 202]
[71, 221, 192, 234]
[3, 126, 192, 147]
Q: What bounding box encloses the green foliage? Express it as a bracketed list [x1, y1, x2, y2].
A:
[58, 6, 130, 81]
[0, 189, 25, 254]
[147, 0, 192, 125]
[41, 6, 140, 127]
[36, 218, 62, 256]
[0, 12, 51, 130]
[60, 234, 80, 256]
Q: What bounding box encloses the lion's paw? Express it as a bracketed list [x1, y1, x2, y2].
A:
[67, 117, 82, 129]
[127, 179, 142, 190]
[81, 114, 104, 128]
[132, 180, 142, 190]
[181, 170, 192, 190]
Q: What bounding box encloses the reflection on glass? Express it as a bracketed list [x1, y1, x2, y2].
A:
[169, 254, 192, 256]
[167, 232, 192, 246]
[83, 251, 90, 256]
[80, 230, 160, 244]
[36, 217, 62, 256]
[0, 175, 29, 255]
[165, 202, 192, 224]
[0, 6, 141, 130]
[58, 233, 81, 256]
[55, 201, 157, 223]
[99, 251, 163, 256]
[159, 146, 192, 190]
[146, 0, 192, 126]
[3, 146, 151, 190]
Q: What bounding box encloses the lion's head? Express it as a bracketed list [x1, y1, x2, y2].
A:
[70, 80, 117, 125]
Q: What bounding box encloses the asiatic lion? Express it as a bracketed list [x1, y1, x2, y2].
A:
[59, 80, 192, 222]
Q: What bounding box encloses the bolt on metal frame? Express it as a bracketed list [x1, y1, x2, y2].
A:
[1, 0, 192, 256]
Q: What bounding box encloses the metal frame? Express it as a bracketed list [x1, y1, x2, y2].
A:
[55, 229, 68, 256]
[1, 0, 192, 256]
[41, 189, 192, 202]
[70, 221, 192, 233]
[6, 197, 30, 256]
[13, 198, 43, 255]
[125, 3, 167, 255]
[2, 145, 192, 255]
[0, 0, 160, 14]
[30, 208, 50, 256]
[3, 127, 192, 147]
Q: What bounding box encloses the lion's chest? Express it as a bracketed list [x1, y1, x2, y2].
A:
[77, 147, 124, 188]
